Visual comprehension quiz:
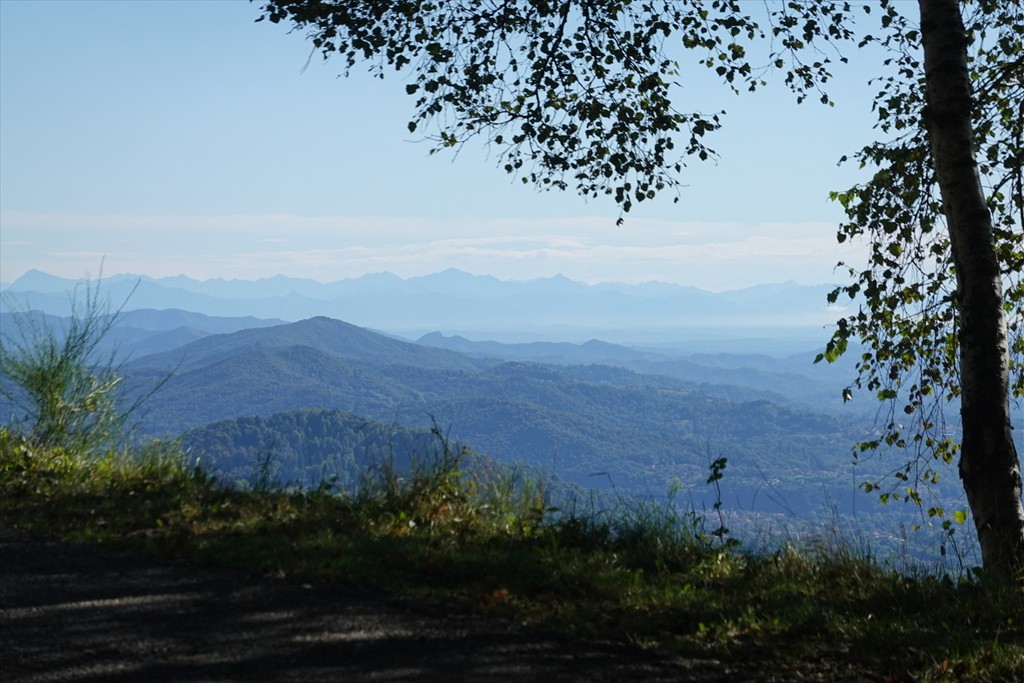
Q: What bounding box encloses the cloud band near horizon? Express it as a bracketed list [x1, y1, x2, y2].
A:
[0, 211, 865, 290]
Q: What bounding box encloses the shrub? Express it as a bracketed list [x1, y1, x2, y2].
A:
[1, 274, 151, 452]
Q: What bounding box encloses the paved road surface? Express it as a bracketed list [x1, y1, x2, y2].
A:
[0, 529, 740, 682]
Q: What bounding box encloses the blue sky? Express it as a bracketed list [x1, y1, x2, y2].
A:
[1, 0, 883, 289]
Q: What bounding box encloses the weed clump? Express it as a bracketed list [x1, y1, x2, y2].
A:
[350, 424, 548, 542]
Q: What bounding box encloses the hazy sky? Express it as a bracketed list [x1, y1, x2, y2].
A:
[1, 0, 884, 290]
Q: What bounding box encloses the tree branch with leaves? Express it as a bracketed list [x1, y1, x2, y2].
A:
[257, 0, 1024, 576]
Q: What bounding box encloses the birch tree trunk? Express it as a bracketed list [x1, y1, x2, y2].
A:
[919, 0, 1024, 576]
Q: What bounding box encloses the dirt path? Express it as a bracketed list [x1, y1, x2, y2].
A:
[0, 529, 739, 682]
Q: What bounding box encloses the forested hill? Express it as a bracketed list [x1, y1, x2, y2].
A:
[128, 316, 489, 374]
[0, 308, 286, 359]
[125, 316, 864, 516]
[416, 331, 860, 412]
[181, 408, 461, 490]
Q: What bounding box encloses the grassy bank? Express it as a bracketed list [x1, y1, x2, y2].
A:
[1, 430, 1021, 682]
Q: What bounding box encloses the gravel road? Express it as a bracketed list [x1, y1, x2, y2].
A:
[0, 529, 740, 682]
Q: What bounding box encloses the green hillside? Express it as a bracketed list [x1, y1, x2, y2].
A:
[128, 319, 862, 517]
[129, 316, 490, 374]
[181, 408, 462, 490]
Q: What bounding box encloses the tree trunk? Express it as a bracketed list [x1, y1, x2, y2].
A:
[918, 0, 1024, 576]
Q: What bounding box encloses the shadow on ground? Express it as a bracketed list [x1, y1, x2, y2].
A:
[0, 529, 737, 682]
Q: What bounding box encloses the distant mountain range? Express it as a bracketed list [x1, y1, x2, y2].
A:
[414, 331, 859, 410]
[0, 308, 286, 359]
[118, 315, 862, 514]
[1, 289, 985, 557]
[1, 268, 845, 347]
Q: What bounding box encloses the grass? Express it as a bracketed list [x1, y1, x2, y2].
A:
[2, 427, 1022, 682]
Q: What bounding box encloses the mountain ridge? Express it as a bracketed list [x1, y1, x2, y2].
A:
[2, 269, 842, 344]
[127, 316, 492, 375]
[120, 315, 867, 516]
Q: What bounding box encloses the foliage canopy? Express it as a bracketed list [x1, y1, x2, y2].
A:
[822, 1, 1023, 508]
[258, 0, 1024, 572]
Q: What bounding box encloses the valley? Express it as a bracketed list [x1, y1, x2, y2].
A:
[2, 270, 1007, 566]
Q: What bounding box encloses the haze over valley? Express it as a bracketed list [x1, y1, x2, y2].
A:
[3, 269, 1005, 567]
[3, 268, 844, 348]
